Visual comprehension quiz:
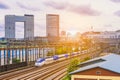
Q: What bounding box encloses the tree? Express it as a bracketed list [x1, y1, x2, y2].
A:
[56, 47, 63, 55]
[74, 47, 79, 52]
[63, 57, 90, 80]
[67, 58, 79, 73]
[12, 58, 20, 63]
[81, 37, 92, 50]
[47, 51, 54, 56]
[56, 47, 70, 55]
[81, 57, 90, 62]
[63, 58, 80, 80]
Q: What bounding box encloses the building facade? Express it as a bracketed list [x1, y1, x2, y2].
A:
[83, 31, 120, 52]
[46, 14, 59, 42]
[72, 67, 120, 80]
[87, 31, 120, 39]
[5, 14, 34, 40]
[70, 54, 120, 80]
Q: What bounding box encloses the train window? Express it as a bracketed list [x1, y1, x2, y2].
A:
[36, 58, 45, 63]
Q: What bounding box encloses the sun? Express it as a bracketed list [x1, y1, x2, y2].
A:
[67, 31, 77, 37]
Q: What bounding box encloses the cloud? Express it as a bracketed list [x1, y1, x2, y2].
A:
[104, 24, 113, 27]
[110, 0, 120, 3]
[16, 2, 41, 11]
[43, 1, 101, 16]
[0, 3, 9, 9]
[70, 5, 101, 16]
[43, 1, 67, 10]
[114, 10, 120, 16]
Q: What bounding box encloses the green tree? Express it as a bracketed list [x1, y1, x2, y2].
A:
[63, 57, 90, 80]
[62, 74, 71, 80]
[67, 58, 79, 73]
[63, 58, 80, 80]
[74, 47, 79, 52]
[56, 47, 69, 55]
[81, 57, 90, 62]
[47, 51, 54, 56]
[56, 47, 63, 55]
[12, 58, 20, 63]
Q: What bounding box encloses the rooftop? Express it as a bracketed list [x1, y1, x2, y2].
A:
[70, 53, 120, 74]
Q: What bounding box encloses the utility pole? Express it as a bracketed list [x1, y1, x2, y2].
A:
[25, 39, 28, 65]
[7, 40, 10, 65]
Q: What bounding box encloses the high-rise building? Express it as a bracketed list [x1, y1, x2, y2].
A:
[5, 14, 34, 40]
[46, 14, 59, 42]
[61, 31, 66, 37]
[60, 31, 67, 41]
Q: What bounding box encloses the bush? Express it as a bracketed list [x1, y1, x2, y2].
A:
[12, 58, 20, 63]
[47, 51, 54, 56]
[62, 74, 71, 80]
[80, 57, 90, 63]
[67, 58, 79, 73]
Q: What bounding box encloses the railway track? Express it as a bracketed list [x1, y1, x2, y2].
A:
[31, 65, 67, 80]
[1, 60, 70, 80]
[0, 48, 103, 80]
[0, 67, 35, 79]
[15, 63, 69, 80]
[47, 69, 67, 80]
[53, 72, 67, 80]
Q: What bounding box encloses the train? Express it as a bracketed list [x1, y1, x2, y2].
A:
[35, 52, 79, 67]
[35, 58, 46, 66]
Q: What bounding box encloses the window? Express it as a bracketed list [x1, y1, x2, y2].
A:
[9, 27, 11, 29]
[96, 71, 101, 75]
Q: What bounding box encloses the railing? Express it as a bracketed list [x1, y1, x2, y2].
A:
[0, 62, 27, 72]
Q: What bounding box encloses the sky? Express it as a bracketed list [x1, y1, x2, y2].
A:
[0, 0, 120, 38]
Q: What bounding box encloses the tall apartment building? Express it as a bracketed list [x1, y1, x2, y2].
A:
[46, 14, 59, 42]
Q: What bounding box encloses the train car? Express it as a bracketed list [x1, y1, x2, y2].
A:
[58, 54, 69, 60]
[74, 52, 79, 56]
[35, 58, 46, 67]
[53, 55, 59, 60]
[71, 53, 75, 56]
[45, 57, 53, 64]
[64, 54, 69, 58]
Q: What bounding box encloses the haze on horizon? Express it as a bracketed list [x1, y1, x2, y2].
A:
[0, 0, 120, 38]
